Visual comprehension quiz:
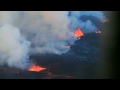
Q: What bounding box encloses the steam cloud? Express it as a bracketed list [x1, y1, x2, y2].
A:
[0, 11, 107, 69]
[0, 24, 31, 69]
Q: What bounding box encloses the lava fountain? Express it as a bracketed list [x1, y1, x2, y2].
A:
[74, 28, 84, 39]
[28, 64, 46, 72]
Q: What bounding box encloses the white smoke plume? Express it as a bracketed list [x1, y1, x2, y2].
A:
[0, 24, 31, 69]
[0, 11, 107, 69]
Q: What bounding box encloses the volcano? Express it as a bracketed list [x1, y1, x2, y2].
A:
[0, 11, 109, 79]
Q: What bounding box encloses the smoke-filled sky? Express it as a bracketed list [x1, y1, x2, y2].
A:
[0, 11, 107, 69]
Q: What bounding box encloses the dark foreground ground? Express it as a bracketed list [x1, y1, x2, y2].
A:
[0, 32, 104, 79]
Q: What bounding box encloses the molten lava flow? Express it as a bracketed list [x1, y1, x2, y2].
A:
[28, 64, 46, 72]
[95, 30, 101, 34]
[74, 28, 84, 39]
[102, 18, 109, 23]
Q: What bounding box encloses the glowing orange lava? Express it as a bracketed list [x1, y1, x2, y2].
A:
[95, 30, 101, 34]
[102, 18, 109, 23]
[28, 64, 46, 72]
[74, 28, 84, 39]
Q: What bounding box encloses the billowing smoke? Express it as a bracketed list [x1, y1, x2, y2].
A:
[68, 11, 106, 33]
[0, 11, 107, 69]
[0, 24, 31, 69]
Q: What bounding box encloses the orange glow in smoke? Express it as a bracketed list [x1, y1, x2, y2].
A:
[102, 18, 109, 23]
[67, 45, 71, 48]
[28, 64, 46, 72]
[95, 30, 101, 34]
[74, 28, 84, 39]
